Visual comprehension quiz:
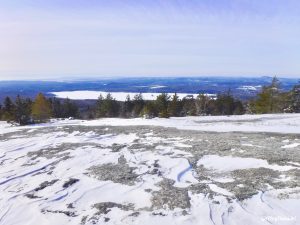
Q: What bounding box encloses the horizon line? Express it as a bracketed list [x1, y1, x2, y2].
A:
[1, 75, 300, 82]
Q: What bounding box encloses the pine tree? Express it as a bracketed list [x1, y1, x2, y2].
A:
[251, 77, 281, 114]
[252, 86, 272, 113]
[196, 93, 210, 115]
[181, 97, 196, 116]
[95, 94, 104, 117]
[31, 93, 52, 122]
[2, 96, 15, 121]
[96, 93, 119, 117]
[215, 90, 235, 115]
[168, 93, 181, 117]
[62, 98, 79, 118]
[51, 98, 63, 118]
[142, 101, 157, 118]
[155, 93, 170, 118]
[15, 95, 32, 125]
[122, 95, 134, 118]
[269, 76, 281, 112]
[290, 83, 300, 112]
[233, 100, 245, 115]
[132, 93, 144, 117]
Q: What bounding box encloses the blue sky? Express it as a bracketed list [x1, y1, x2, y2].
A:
[0, 0, 300, 80]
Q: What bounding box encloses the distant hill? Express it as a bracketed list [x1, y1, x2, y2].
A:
[0, 76, 299, 102]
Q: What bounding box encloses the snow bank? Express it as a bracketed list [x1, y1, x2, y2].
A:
[79, 113, 300, 134]
[3, 113, 300, 135]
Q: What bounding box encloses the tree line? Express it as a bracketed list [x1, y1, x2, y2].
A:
[0, 93, 78, 125]
[1, 77, 300, 125]
[95, 91, 245, 119]
[248, 77, 300, 113]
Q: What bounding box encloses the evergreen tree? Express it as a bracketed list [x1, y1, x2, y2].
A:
[62, 98, 79, 118]
[168, 93, 181, 117]
[269, 76, 281, 112]
[181, 97, 196, 116]
[251, 77, 281, 114]
[199, 91, 244, 116]
[155, 93, 170, 118]
[15, 95, 32, 125]
[31, 93, 52, 122]
[251, 86, 272, 113]
[95, 94, 104, 117]
[96, 93, 119, 117]
[51, 98, 63, 118]
[278, 91, 292, 113]
[142, 101, 157, 118]
[214, 90, 235, 115]
[86, 106, 95, 119]
[196, 94, 210, 115]
[132, 93, 144, 117]
[233, 100, 245, 115]
[290, 83, 300, 112]
[2, 96, 15, 121]
[122, 95, 134, 118]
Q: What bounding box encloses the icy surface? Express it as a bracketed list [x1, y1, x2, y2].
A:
[50, 91, 214, 101]
[1, 115, 300, 224]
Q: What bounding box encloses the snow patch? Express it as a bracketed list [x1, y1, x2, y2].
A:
[197, 155, 296, 172]
[281, 143, 300, 149]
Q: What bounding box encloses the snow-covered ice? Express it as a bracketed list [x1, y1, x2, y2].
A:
[50, 91, 214, 101]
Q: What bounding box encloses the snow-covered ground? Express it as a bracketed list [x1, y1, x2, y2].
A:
[1, 114, 300, 225]
[48, 113, 300, 134]
[50, 90, 215, 101]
